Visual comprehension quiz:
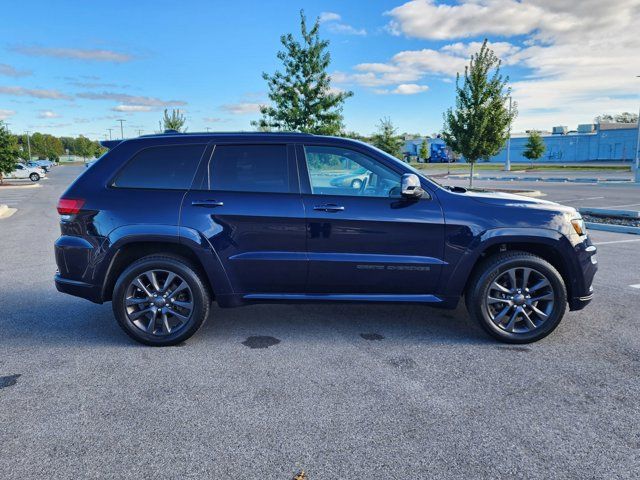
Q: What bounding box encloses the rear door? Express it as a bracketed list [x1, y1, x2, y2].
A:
[298, 143, 445, 295]
[180, 143, 307, 294]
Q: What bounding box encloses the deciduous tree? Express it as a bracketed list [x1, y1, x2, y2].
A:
[0, 121, 20, 184]
[523, 130, 546, 168]
[372, 117, 404, 159]
[442, 40, 517, 187]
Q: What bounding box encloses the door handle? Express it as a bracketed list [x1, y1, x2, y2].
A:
[313, 204, 345, 212]
[191, 200, 224, 208]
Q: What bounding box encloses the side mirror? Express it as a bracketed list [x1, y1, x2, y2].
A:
[401, 173, 425, 199]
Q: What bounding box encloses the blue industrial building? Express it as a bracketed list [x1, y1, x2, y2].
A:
[404, 122, 639, 163]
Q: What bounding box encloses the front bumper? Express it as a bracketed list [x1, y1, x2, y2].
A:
[567, 241, 597, 311]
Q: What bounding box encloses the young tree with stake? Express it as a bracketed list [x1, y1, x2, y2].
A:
[523, 130, 546, 169]
[442, 40, 517, 187]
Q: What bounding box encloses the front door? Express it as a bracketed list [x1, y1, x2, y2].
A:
[298, 144, 445, 295]
[180, 143, 307, 295]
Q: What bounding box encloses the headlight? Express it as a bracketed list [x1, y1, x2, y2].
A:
[571, 218, 587, 236]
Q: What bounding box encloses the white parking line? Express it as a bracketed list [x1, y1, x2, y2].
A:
[630, 284, 640, 289]
[600, 203, 640, 209]
[554, 196, 605, 203]
[595, 239, 640, 246]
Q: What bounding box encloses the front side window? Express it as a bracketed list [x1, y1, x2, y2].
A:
[113, 144, 205, 189]
[208, 144, 289, 193]
[303, 145, 401, 198]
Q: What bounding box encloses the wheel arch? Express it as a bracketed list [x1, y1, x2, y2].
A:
[444, 228, 577, 301]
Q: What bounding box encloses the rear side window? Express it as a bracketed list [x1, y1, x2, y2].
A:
[208, 145, 289, 193]
[113, 144, 205, 189]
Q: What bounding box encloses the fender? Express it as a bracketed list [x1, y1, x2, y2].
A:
[441, 227, 578, 298]
[178, 226, 234, 298]
[98, 224, 182, 301]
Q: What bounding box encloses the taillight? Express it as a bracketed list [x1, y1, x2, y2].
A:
[57, 198, 85, 215]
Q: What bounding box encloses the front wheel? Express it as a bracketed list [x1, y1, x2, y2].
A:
[29, 173, 40, 181]
[466, 252, 567, 343]
[112, 255, 211, 346]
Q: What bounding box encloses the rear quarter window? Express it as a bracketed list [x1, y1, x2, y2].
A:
[113, 144, 206, 190]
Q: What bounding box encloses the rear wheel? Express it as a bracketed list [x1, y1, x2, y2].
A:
[466, 251, 567, 343]
[112, 255, 211, 346]
[29, 173, 40, 182]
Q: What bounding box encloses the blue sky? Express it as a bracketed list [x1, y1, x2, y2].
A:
[1, 0, 638, 140]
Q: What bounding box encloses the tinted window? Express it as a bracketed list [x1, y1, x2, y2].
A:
[304, 145, 401, 198]
[208, 145, 289, 193]
[114, 144, 205, 189]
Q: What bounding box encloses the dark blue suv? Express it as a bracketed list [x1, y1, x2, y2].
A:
[55, 132, 597, 346]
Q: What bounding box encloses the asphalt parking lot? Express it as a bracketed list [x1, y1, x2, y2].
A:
[1, 166, 639, 479]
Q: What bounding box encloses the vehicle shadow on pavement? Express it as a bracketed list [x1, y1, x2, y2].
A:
[198, 301, 491, 346]
[0, 289, 490, 347]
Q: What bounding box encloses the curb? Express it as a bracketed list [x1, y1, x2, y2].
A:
[579, 208, 640, 219]
[0, 204, 17, 219]
[585, 222, 640, 235]
[0, 182, 42, 190]
[449, 175, 634, 184]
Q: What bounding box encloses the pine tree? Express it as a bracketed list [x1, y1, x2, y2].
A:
[523, 130, 546, 168]
[252, 10, 353, 134]
[442, 39, 517, 187]
[0, 121, 20, 184]
[162, 109, 187, 132]
[372, 117, 404, 159]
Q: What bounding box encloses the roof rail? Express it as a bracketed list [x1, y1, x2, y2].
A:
[139, 130, 315, 137]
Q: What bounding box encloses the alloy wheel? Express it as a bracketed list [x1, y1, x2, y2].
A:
[124, 269, 194, 336]
[484, 267, 555, 334]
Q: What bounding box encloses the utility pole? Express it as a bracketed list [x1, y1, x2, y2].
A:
[24, 131, 32, 160]
[137, 129, 143, 136]
[505, 96, 512, 172]
[116, 119, 126, 139]
[107, 128, 113, 140]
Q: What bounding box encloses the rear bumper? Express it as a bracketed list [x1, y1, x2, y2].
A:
[55, 274, 103, 304]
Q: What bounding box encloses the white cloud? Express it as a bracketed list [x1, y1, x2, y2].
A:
[0, 109, 16, 120]
[319, 11, 366, 36]
[319, 12, 341, 23]
[11, 45, 134, 62]
[78, 91, 186, 107]
[326, 23, 367, 36]
[374, 84, 430, 95]
[111, 105, 152, 112]
[0, 63, 31, 77]
[0, 86, 72, 100]
[38, 110, 60, 118]
[381, 0, 640, 129]
[203, 117, 229, 123]
[220, 102, 262, 114]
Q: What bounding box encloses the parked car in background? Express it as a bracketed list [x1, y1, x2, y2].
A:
[6, 163, 44, 181]
[328, 166, 370, 190]
[34, 159, 55, 169]
[26, 161, 50, 173]
[54, 132, 597, 346]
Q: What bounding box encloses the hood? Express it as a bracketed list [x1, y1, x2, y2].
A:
[459, 189, 577, 215]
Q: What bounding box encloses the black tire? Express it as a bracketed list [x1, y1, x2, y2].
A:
[29, 173, 40, 182]
[465, 251, 567, 344]
[112, 255, 211, 346]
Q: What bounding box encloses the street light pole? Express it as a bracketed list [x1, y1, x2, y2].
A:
[24, 131, 31, 160]
[634, 104, 640, 183]
[116, 119, 126, 139]
[505, 96, 512, 172]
